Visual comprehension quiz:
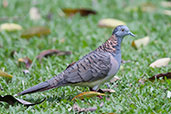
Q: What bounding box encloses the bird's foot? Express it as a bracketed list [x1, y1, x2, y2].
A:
[89, 88, 105, 99]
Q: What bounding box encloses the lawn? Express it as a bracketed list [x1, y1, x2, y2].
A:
[0, 0, 171, 113]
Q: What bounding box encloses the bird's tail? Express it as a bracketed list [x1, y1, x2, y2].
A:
[17, 74, 65, 96]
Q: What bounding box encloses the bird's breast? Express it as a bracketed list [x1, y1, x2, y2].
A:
[107, 54, 120, 77]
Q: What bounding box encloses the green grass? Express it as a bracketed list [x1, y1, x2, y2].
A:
[0, 0, 171, 113]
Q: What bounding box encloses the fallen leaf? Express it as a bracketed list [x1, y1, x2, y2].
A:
[98, 18, 126, 28]
[139, 72, 171, 85]
[0, 95, 45, 106]
[72, 91, 105, 101]
[167, 91, 171, 98]
[0, 23, 22, 32]
[110, 76, 120, 83]
[0, 70, 13, 78]
[163, 10, 171, 16]
[132, 36, 150, 49]
[18, 57, 32, 69]
[29, 7, 41, 21]
[21, 26, 50, 39]
[149, 72, 171, 80]
[141, 2, 156, 12]
[125, 2, 156, 12]
[161, 1, 171, 8]
[62, 8, 96, 17]
[3, 0, 8, 8]
[36, 49, 72, 61]
[149, 58, 170, 68]
[100, 89, 115, 93]
[73, 102, 104, 112]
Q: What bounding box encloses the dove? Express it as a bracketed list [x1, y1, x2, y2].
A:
[17, 25, 135, 96]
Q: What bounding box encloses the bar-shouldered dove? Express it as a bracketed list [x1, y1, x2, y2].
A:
[17, 25, 135, 96]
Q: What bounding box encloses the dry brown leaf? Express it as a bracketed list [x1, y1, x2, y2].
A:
[98, 18, 126, 28]
[36, 49, 72, 61]
[149, 58, 170, 68]
[0, 70, 13, 78]
[72, 91, 105, 101]
[139, 72, 171, 85]
[62, 8, 96, 17]
[73, 102, 104, 112]
[161, 1, 171, 8]
[149, 72, 171, 80]
[110, 76, 120, 83]
[163, 10, 171, 16]
[18, 57, 32, 69]
[29, 7, 41, 21]
[0, 23, 22, 32]
[21, 26, 50, 39]
[0, 95, 45, 106]
[132, 36, 150, 49]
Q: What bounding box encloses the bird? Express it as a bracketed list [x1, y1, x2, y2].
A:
[17, 25, 135, 96]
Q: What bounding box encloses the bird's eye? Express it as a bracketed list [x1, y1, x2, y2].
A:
[121, 29, 125, 32]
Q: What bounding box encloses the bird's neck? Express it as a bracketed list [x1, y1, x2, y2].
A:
[96, 35, 123, 63]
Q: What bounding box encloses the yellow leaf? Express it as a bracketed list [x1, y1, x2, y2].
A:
[141, 2, 156, 12]
[132, 36, 150, 49]
[0, 23, 22, 32]
[21, 26, 50, 39]
[0, 70, 13, 78]
[72, 91, 105, 101]
[150, 58, 170, 68]
[98, 18, 126, 28]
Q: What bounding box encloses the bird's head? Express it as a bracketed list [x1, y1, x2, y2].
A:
[112, 25, 135, 38]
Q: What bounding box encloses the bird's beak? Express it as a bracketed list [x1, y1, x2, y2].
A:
[128, 31, 135, 37]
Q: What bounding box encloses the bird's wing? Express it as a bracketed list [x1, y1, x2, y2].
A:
[62, 51, 112, 84]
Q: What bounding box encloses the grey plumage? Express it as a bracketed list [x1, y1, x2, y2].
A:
[17, 25, 135, 96]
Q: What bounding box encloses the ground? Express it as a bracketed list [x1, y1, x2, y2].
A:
[0, 0, 171, 113]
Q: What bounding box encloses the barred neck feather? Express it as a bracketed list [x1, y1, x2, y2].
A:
[96, 35, 122, 55]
